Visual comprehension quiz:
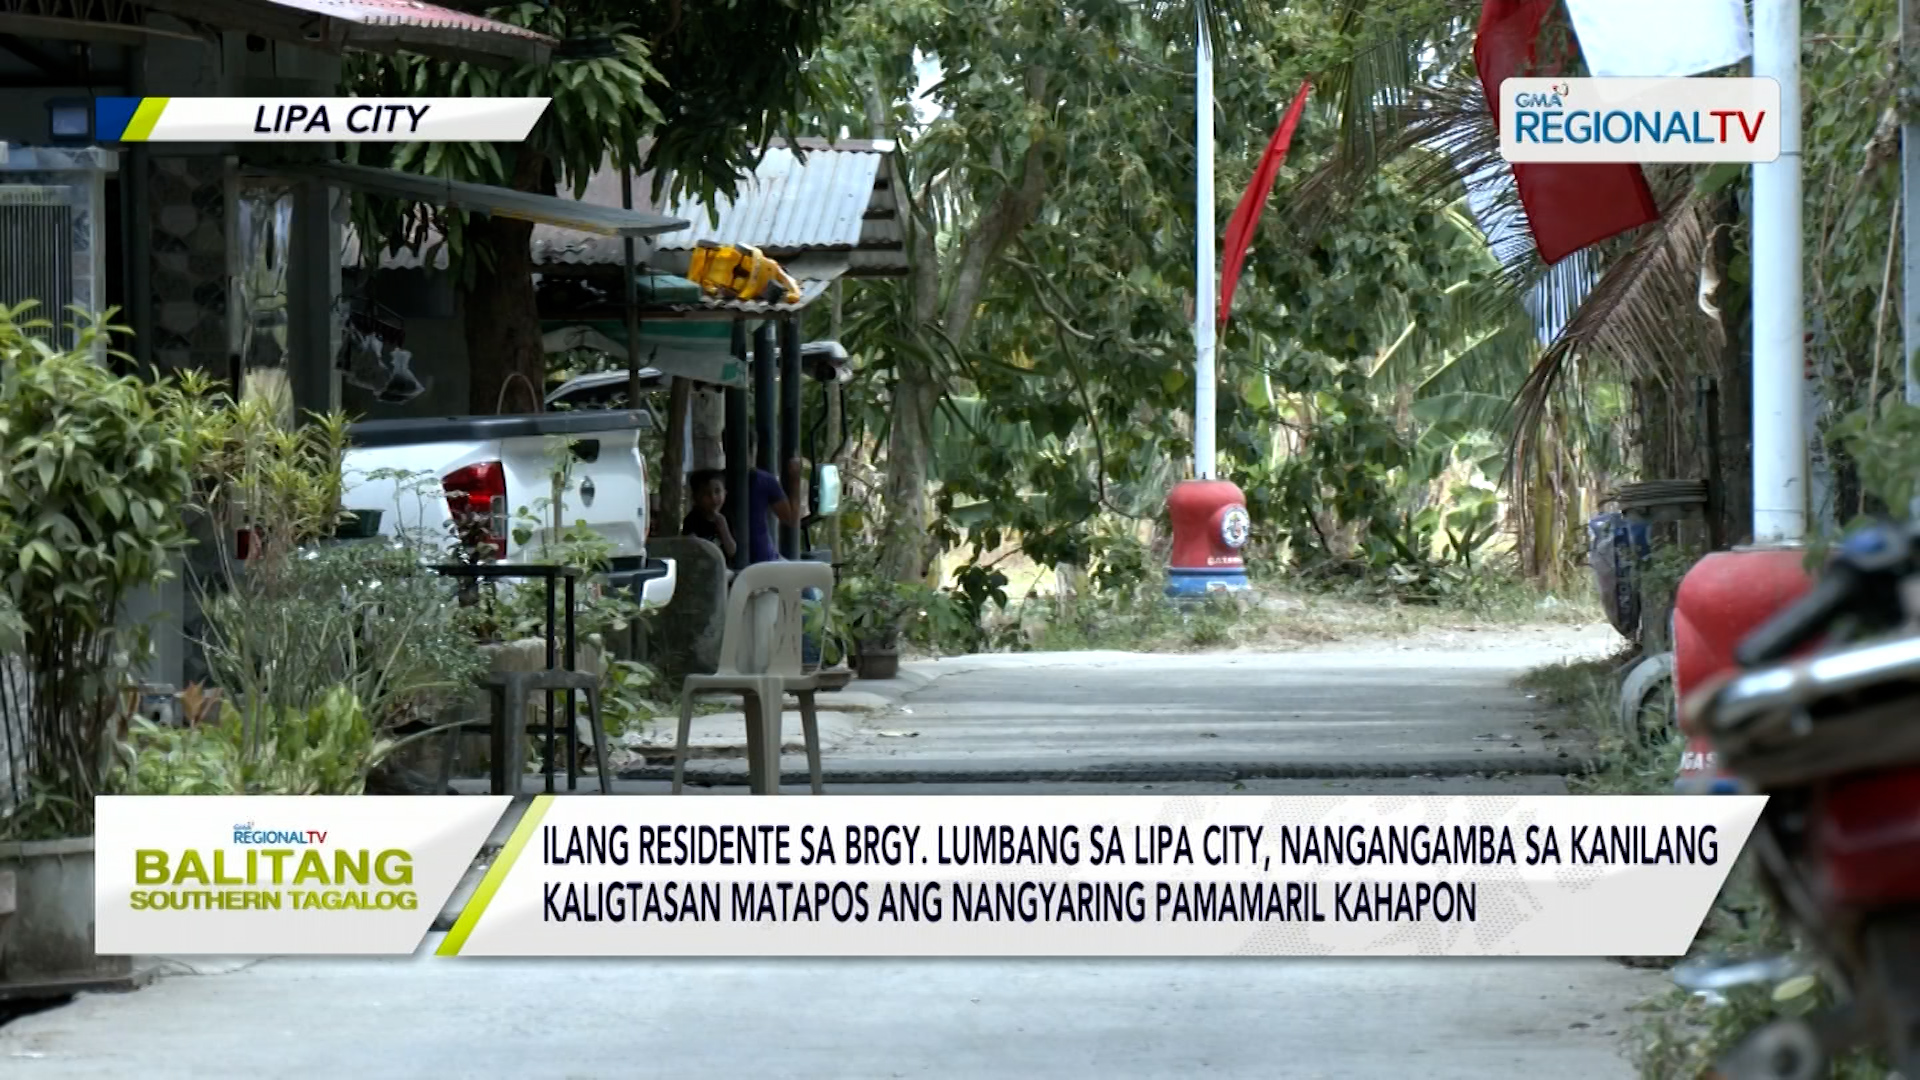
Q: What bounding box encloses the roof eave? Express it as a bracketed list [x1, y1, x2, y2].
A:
[336, 24, 549, 67]
[136, 0, 552, 67]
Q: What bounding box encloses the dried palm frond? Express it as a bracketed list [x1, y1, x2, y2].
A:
[1505, 170, 1720, 487]
[1298, 14, 1720, 489]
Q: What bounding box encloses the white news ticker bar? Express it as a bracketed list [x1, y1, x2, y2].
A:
[452, 794, 1763, 958]
[92, 795, 1765, 958]
[137, 98, 550, 142]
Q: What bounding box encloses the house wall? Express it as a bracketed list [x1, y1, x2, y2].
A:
[120, 20, 347, 690]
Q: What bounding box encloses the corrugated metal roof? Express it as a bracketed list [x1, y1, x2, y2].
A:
[524, 139, 907, 274]
[346, 140, 909, 284]
[140, 0, 553, 64]
[650, 145, 878, 252]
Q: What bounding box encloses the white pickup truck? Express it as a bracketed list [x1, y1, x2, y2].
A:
[339, 409, 676, 609]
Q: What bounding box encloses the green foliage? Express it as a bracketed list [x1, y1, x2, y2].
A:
[626, 0, 844, 206]
[599, 657, 660, 735]
[117, 686, 393, 796]
[0, 303, 204, 838]
[922, 564, 1012, 654]
[1626, 858, 1889, 1080]
[830, 572, 923, 651]
[344, 1, 666, 281]
[489, 440, 644, 648]
[813, 0, 1527, 595]
[480, 443, 659, 734]
[1034, 583, 1253, 654]
[172, 378, 354, 561]
[174, 377, 486, 737]
[345, 0, 842, 276]
[1832, 397, 1920, 517]
[1631, 973, 1888, 1080]
[196, 540, 489, 735]
[1239, 379, 1414, 569]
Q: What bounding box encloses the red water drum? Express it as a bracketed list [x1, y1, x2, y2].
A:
[1673, 546, 1814, 791]
[1166, 479, 1251, 596]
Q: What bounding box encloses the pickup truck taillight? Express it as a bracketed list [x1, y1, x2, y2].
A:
[444, 461, 508, 559]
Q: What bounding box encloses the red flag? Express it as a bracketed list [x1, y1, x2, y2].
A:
[1475, 0, 1659, 264]
[1218, 81, 1313, 328]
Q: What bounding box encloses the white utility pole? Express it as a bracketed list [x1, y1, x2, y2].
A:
[1904, 0, 1920, 517]
[1193, 16, 1217, 481]
[1751, 0, 1807, 542]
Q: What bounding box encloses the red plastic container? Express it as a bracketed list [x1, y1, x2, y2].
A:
[1673, 547, 1814, 790]
[1166, 479, 1251, 596]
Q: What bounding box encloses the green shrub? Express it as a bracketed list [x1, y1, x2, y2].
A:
[0, 304, 205, 838]
[117, 685, 392, 795]
[196, 539, 488, 735]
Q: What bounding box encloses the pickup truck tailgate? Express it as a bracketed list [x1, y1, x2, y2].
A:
[344, 411, 652, 563]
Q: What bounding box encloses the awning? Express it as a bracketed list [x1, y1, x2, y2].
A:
[638, 251, 850, 319]
[250, 160, 690, 239]
[542, 319, 747, 388]
[136, 0, 555, 66]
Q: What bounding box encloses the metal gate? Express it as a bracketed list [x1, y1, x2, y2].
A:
[0, 185, 77, 346]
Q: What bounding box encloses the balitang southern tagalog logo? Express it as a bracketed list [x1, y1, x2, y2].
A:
[128, 822, 419, 913]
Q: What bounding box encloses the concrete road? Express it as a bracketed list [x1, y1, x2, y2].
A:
[0, 631, 1668, 1078]
[0, 779, 1665, 1080]
[649, 624, 1624, 785]
[0, 944, 1663, 1079]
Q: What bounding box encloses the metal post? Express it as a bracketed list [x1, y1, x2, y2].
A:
[1904, 0, 1920, 517]
[1751, 0, 1806, 542]
[753, 321, 778, 474]
[826, 281, 844, 561]
[725, 322, 751, 571]
[778, 315, 802, 559]
[619, 166, 643, 409]
[1193, 16, 1217, 481]
[285, 177, 338, 421]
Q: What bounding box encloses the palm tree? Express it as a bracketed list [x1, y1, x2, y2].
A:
[1293, 0, 1741, 554]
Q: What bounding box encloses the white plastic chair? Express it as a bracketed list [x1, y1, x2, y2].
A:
[672, 560, 835, 795]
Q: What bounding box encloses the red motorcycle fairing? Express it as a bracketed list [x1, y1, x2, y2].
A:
[1813, 765, 1920, 907]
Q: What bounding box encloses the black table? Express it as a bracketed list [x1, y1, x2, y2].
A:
[431, 563, 584, 794]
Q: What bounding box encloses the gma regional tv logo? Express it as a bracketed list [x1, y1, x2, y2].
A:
[129, 823, 419, 913]
[1498, 77, 1781, 164]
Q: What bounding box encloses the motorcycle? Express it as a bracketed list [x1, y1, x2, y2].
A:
[1681, 519, 1920, 1079]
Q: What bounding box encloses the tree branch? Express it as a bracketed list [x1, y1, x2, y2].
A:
[940, 64, 1051, 342]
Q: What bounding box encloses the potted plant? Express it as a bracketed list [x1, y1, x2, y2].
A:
[0, 304, 202, 992]
[832, 574, 918, 680]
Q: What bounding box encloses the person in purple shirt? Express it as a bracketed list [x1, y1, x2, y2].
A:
[745, 455, 807, 565]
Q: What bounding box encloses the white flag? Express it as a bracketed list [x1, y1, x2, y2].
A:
[1563, 0, 1752, 79]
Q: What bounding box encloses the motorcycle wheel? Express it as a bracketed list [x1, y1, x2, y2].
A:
[1714, 1018, 1826, 1080]
[1864, 917, 1920, 1077]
